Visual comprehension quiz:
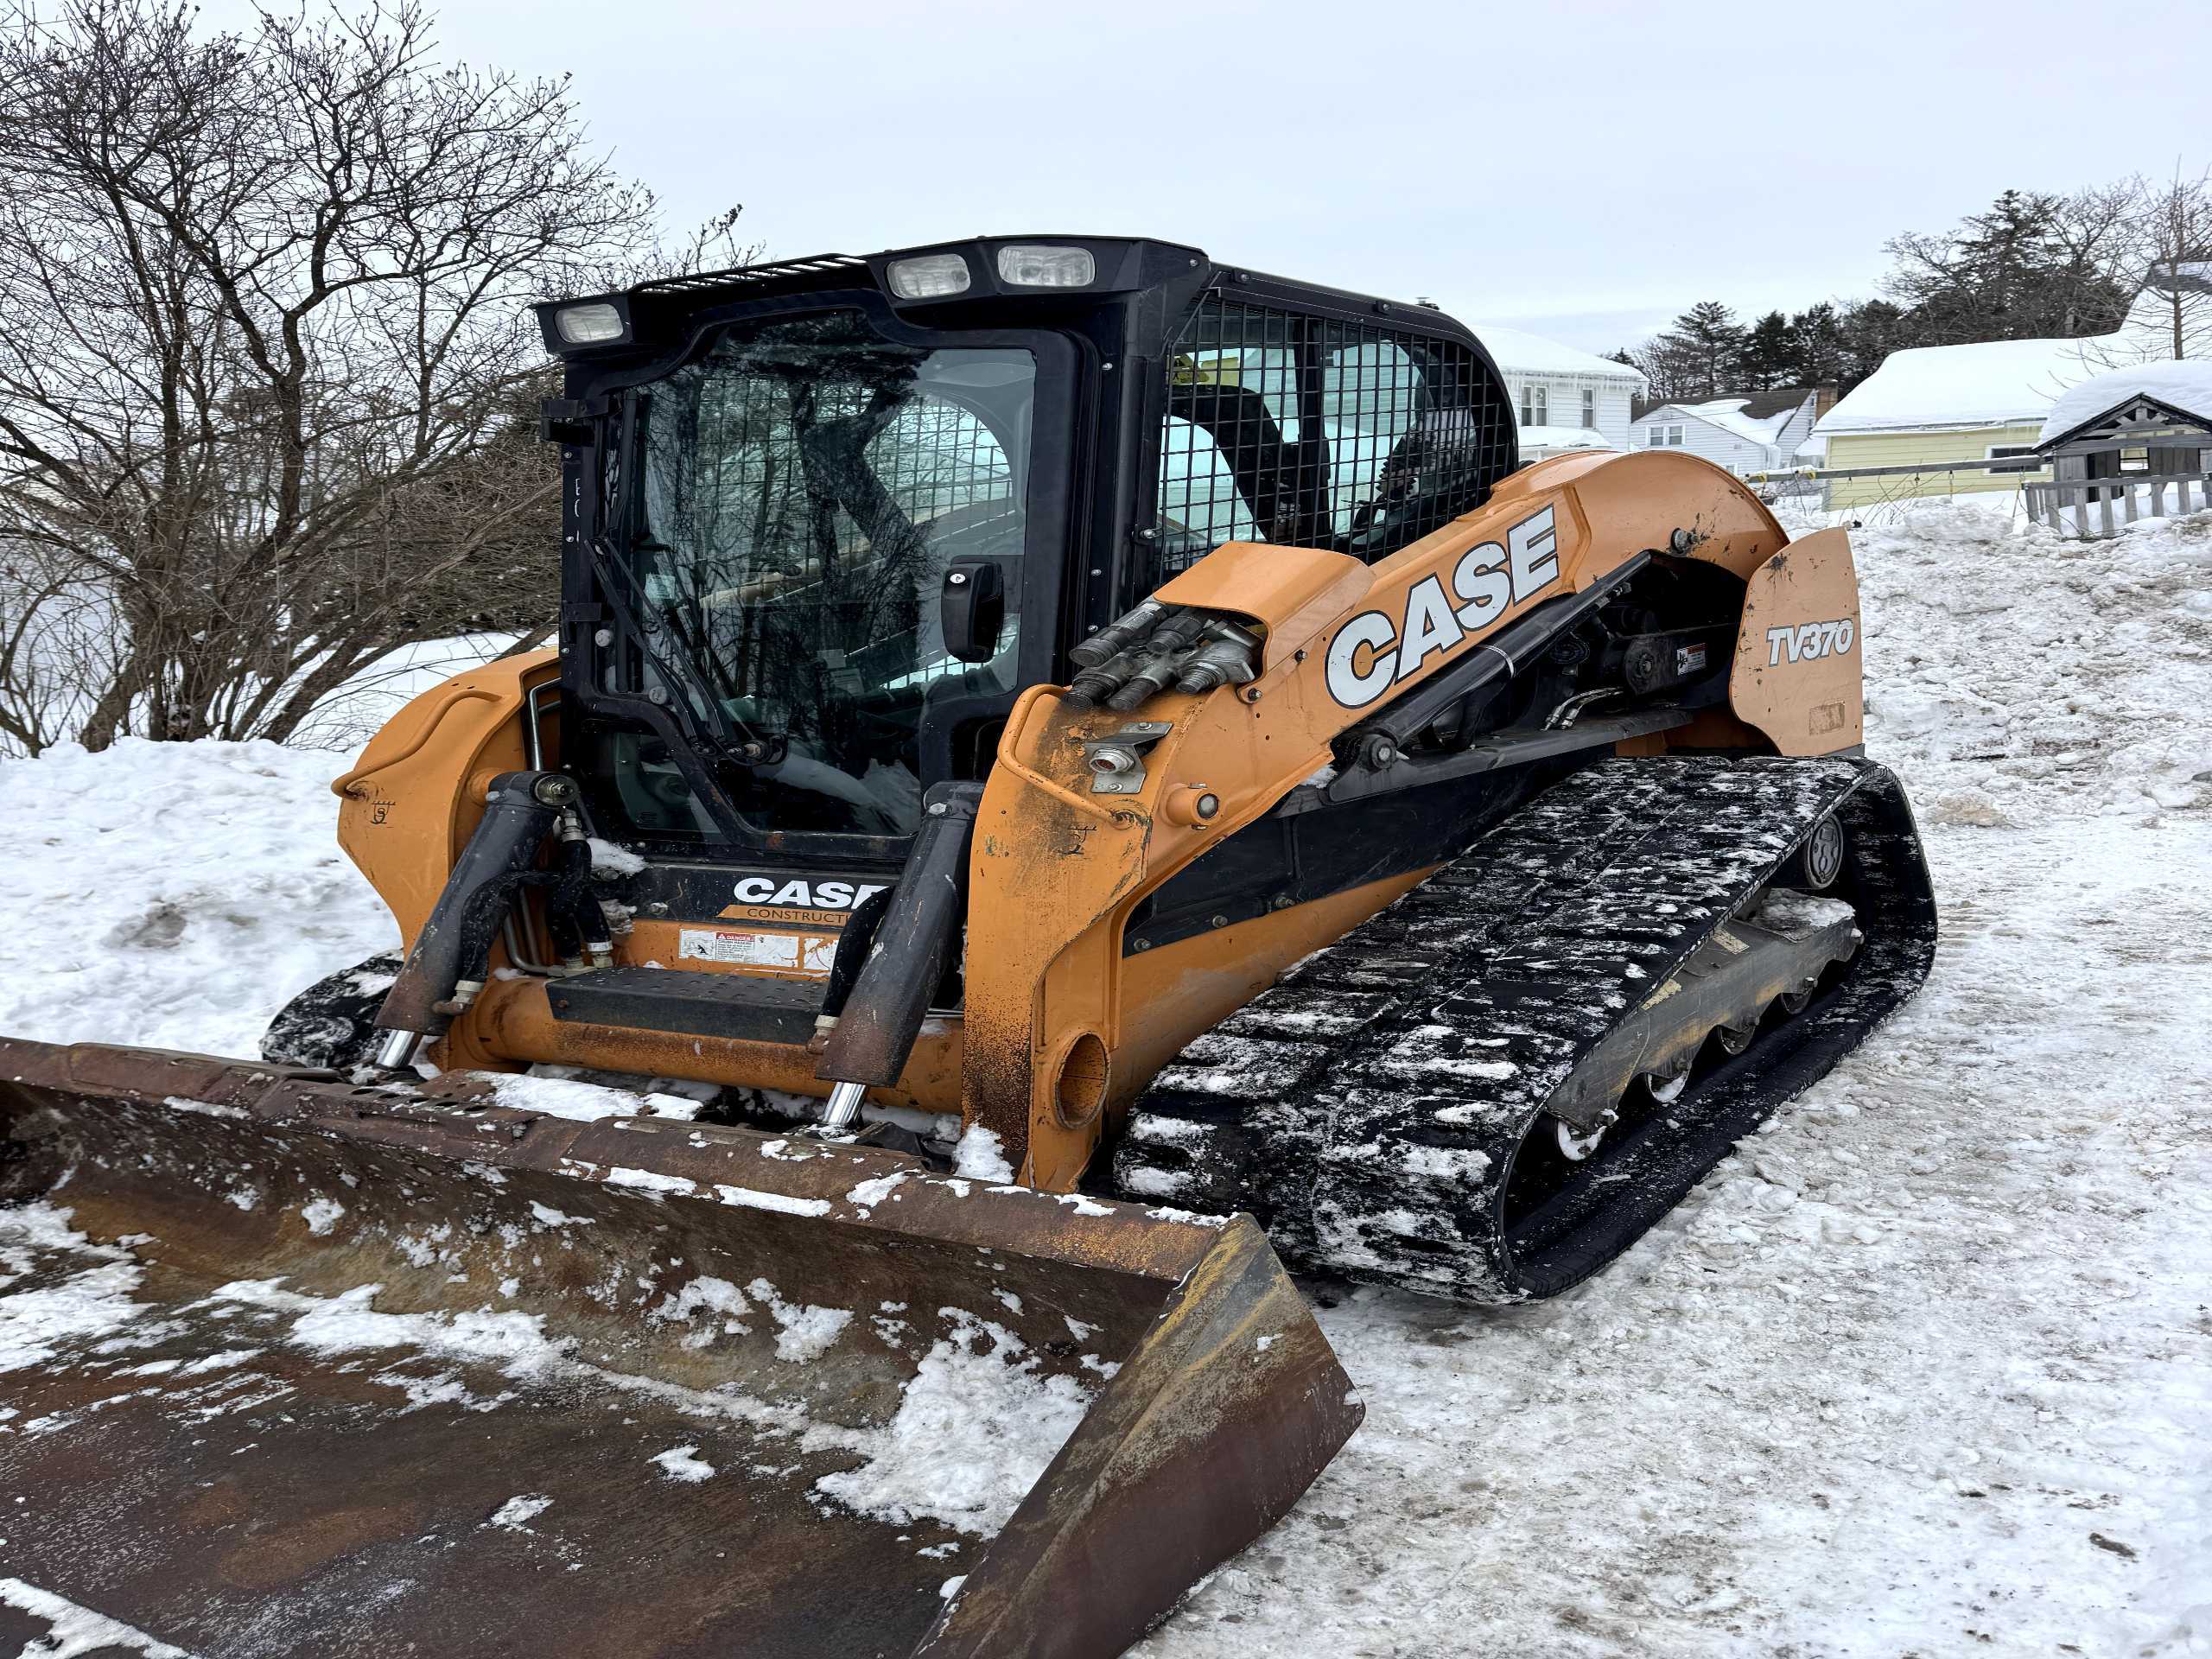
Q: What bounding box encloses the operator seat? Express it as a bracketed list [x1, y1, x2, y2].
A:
[1167, 379, 1319, 544]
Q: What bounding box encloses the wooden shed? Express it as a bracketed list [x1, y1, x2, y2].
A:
[2026, 361, 2212, 538]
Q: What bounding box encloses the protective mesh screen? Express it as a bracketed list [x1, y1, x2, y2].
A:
[1147, 294, 1517, 584]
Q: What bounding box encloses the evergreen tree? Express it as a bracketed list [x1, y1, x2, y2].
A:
[1786, 303, 1848, 388]
[1738, 311, 1795, 389]
[1836, 299, 1910, 387]
[1655, 302, 1745, 399]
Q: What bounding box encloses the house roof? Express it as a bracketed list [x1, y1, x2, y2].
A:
[1633, 391, 1816, 448]
[1469, 321, 1645, 385]
[1814, 336, 2104, 435]
[2036, 359, 2212, 447]
[1632, 387, 1817, 424]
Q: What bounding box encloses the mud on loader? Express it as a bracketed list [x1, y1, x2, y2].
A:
[0, 238, 1936, 1656]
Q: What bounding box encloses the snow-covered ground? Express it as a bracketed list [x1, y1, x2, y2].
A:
[2, 503, 2209, 1655]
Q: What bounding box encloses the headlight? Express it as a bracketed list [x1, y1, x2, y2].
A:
[555, 302, 625, 344]
[997, 245, 1096, 288]
[887, 253, 972, 300]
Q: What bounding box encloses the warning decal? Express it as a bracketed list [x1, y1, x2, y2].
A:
[677, 928, 838, 975]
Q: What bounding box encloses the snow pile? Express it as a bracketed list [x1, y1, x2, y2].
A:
[0, 738, 395, 1055]
[1855, 500, 2212, 821]
[813, 1313, 1092, 1535]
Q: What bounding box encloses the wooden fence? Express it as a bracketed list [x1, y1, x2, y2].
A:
[2023, 473, 2212, 537]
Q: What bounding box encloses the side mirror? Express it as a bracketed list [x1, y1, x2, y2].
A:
[940, 558, 1006, 663]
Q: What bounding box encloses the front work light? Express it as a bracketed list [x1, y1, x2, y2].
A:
[887, 253, 972, 300]
[555, 302, 625, 345]
[997, 245, 1096, 288]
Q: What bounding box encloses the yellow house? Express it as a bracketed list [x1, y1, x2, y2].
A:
[1812, 336, 2094, 510]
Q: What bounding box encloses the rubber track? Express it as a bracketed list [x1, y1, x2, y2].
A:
[1109, 755, 1937, 1303]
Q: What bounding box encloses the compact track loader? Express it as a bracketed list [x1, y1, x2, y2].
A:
[1, 237, 1936, 1657]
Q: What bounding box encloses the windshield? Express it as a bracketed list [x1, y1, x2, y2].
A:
[614, 312, 1038, 838]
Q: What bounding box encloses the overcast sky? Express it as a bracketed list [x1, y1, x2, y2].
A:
[220, 0, 2209, 353]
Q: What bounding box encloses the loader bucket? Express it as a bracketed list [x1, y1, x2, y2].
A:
[0, 1039, 1360, 1659]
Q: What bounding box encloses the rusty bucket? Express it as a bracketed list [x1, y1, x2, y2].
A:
[0, 1039, 1359, 1658]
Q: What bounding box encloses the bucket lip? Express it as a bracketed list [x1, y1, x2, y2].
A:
[0, 1038, 1240, 1285]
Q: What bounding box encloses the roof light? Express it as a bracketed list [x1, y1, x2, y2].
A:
[997, 245, 1095, 288]
[887, 253, 972, 301]
[555, 302, 625, 345]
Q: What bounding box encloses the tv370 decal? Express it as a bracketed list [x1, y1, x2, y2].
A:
[1325, 505, 1561, 708]
[1766, 618, 1855, 666]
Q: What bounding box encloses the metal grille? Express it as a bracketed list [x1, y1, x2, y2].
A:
[631, 253, 871, 300]
[1149, 294, 1517, 583]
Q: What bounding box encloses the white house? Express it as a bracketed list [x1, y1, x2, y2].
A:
[1629, 390, 1828, 475]
[1467, 321, 1646, 455]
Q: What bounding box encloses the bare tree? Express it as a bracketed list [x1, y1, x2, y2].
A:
[0, 0, 660, 753]
[2131, 165, 2212, 360]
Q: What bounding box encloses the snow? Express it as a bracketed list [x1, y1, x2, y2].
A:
[585, 836, 647, 876]
[1815, 334, 2113, 435]
[1514, 423, 1610, 452]
[1652, 395, 1802, 448]
[952, 1123, 1015, 1183]
[4, 503, 2211, 1650]
[0, 1205, 148, 1372]
[486, 1494, 552, 1530]
[2037, 357, 2212, 445]
[1752, 890, 1857, 937]
[845, 1172, 909, 1212]
[0, 738, 396, 1055]
[812, 1313, 1092, 1535]
[0, 1578, 197, 1658]
[1468, 321, 1646, 384]
[1129, 503, 2212, 1657]
[604, 1166, 699, 1198]
[488, 1072, 704, 1123]
[714, 1184, 833, 1218]
[651, 1444, 717, 1483]
[746, 1278, 853, 1364]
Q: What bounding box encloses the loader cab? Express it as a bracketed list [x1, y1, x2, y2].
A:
[533, 238, 1518, 868]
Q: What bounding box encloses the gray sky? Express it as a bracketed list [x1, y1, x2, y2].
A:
[226, 0, 2210, 352]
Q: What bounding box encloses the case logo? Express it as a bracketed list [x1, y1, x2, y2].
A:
[1324, 505, 1562, 709]
[730, 877, 888, 911]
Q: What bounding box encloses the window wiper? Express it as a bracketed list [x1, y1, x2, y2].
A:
[584, 530, 784, 766]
